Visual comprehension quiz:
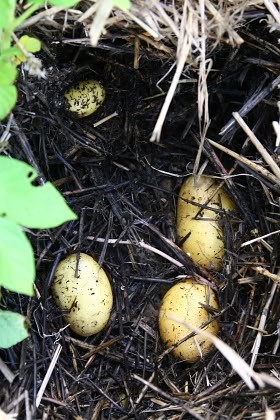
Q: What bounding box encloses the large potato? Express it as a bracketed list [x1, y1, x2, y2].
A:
[52, 253, 113, 336]
[64, 80, 105, 118]
[159, 279, 220, 363]
[177, 175, 235, 269]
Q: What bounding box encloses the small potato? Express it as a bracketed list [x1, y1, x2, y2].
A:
[177, 175, 235, 269]
[52, 253, 113, 336]
[64, 79, 105, 118]
[159, 279, 220, 363]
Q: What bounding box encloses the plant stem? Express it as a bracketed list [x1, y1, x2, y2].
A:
[12, 3, 40, 30]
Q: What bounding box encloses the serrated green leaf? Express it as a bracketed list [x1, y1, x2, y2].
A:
[113, 0, 131, 10]
[0, 85, 17, 120]
[0, 157, 77, 228]
[0, 217, 35, 295]
[0, 61, 17, 84]
[19, 35, 41, 53]
[0, 0, 16, 29]
[0, 310, 28, 348]
[49, 0, 78, 6]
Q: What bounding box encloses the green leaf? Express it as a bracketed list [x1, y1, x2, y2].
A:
[0, 157, 77, 228]
[0, 0, 16, 29]
[0, 85, 17, 119]
[0, 310, 28, 348]
[26, 0, 44, 4]
[0, 217, 35, 295]
[0, 61, 17, 84]
[113, 0, 131, 10]
[0, 47, 21, 59]
[49, 0, 78, 6]
[19, 35, 41, 53]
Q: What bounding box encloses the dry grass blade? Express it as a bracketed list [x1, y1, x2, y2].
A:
[265, 407, 276, 420]
[0, 409, 16, 420]
[150, 0, 248, 142]
[241, 230, 280, 247]
[207, 138, 280, 190]
[90, 0, 114, 47]
[250, 271, 280, 368]
[252, 267, 280, 284]
[0, 358, 15, 384]
[232, 112, 280, 180]
[168, 315, 280, 391]
[264, 0, 280, 25]
[18, 7, 66, 29]
[86, 236, 184, 267]
[220, 74, 280, 138]
[150, 0, 192, 142]
[35, 344, 62, 408]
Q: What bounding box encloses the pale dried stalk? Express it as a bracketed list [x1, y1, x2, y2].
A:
[0, 409, 16, 420]
[207, 138, 280, 189]
[196, 0, 211, 158]
[253, 266, 280, 284]
[90, 0, 114, 47]
[24, 391, 31, 420]
[272, 120, 280, 147]
[264, 0, 280, 24]
[204, 0, 244, 45]
[151, 0, 180, 38]
[169, 315, 280, 390]
[78, 0, 99, 22]
[233, 112, 280, 180]
[0, 358, 15, 384]
[241, 229, 280, 247]
[150, 0, 192, 142]
[250, 271, 280, 368]
[265, 408, 276, 420]
[86, 236, 184, 267]
[36, 344, 62, 407]
[122, 8, 160, 39]
[93, 111, 118, 128]
[18, 7, 67, 29]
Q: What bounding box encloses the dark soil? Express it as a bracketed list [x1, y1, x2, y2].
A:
[1, 12, 280, 419]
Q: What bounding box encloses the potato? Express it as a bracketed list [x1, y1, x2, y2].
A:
[52, 253, 113, 336]
[64, 79, 105, 118]
[177, 175, 235, 269]
[159, 279, 220, 363]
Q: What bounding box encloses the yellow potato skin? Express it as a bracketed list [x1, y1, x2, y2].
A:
[52, 253, 113, 336]
[159, 279, 220, 363]
[64, 80, 105, 118]
[177, 175, 235, 269]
